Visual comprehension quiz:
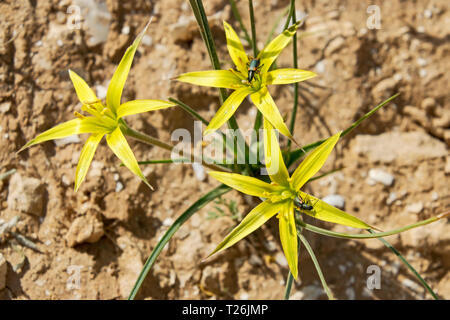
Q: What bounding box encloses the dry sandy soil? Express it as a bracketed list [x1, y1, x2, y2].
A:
[0, 0, 449, 300]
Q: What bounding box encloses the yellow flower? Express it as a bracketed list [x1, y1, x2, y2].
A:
[18, 21, 176, 191]
[207, 119, 373, 279]
[175, 21, 316, 139]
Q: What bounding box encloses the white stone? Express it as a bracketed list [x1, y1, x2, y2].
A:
[115, 181, 124, 192]
[368, 169, 395, 186]
[406, 202, 423, 214]
[192, 162, 206, 181]
[53, 135, 81, 147]
[142, 35, 152, 46]
[162, 217, 174, 227]
[95, 85, 107, 100]
[322, 194, 345, 209]
[386, 192, 397, 205]
[121, 25, 130, 35]
[315, 60, 326, 74]
[274, 252, 288, 267]
[74, 0, 111, 46]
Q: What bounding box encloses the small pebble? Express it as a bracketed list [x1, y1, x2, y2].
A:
[406, 202, 423, 214]
[368, 169, 395, 186]
[54, 135, 81, 147]
[274, 252, 288, 267]
[121, 25, 130, 35]
[192, 163, 206, 181]
[95, 85, 108, 100]
[386, 192, 397, 205]
[115, 181, 124, 192]
[322, 194, 345, 209]
[162, 217, 174, 227]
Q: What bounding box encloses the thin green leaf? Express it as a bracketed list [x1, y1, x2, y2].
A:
[297, 230, 335, 300]
[368, 229, 439, 300]
[128, 184, 231, 300]
[286, 93, 400, 168]
[296, 212, 448, 239]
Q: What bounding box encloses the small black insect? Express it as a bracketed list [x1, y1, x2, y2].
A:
[247, 58, 263, 82]
[294, 195, 317, 211]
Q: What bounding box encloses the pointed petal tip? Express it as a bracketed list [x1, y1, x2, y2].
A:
[142, 177, 154, 191]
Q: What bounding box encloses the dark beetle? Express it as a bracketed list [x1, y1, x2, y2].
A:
[294, 196, 314, 211]
[247, 58, 261, 82]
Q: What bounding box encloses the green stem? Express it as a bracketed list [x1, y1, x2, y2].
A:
[121, 123, 229, 172]
[248, 0, 263, 158]
[264, 5, 291, 46]
[229, 0, 253, 48]
[284, 272, 295, 300]
[296, 213, 447, 240]
[249, 0, 257, 57]
[287, 0, 299, 153]
[128, 184, 231, 299]
[136, 159, 189, 165]
[368, 229, 440, 300]
[283, 0, 296, 30]
[169, 97, 209, 126]
[297, 230, 335, 300]
[191, 0, 251, 174]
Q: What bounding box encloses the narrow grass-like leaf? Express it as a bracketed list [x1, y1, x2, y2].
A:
[128, 184, 231, 300]
[297, 230, 335, 300]
[228, 0, 253, 48]
[284, 271, 295, 300]
[296, 212, 448, 239]
[368, 229, 439, 300]
[286, 93, 400, 168]
[0, 169, 16, 181]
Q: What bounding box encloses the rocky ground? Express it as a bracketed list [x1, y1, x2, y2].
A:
[0, 0, 448, 300]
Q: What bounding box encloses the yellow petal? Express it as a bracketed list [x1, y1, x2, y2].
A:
[257, 21, 301, 74]
[266, 68, 317, 85]
[117, 99, 176, 118]
[68, 70, 98, 104]
[74, 133, 104, 191]
[204, 86, 254, 136]
[106, 127, 153, 190]
[18, 118, 107, 153]
[208, 171, 284, 198]
[208, 200, 284, 257]
[223, 21, 249, 76]
[175, 70, 244, 89]
[263, 118, 290, 187]
[291, 132, 340, 191]
[107, 19, 151, 114]
[250, 87, 293, 140]
[279, 201, 298, 279]
[297, 191, 372, 229]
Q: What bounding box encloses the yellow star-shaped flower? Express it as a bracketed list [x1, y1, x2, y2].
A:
[18, 21, 176, 191]
[175, 21, 317, 139]
[207, 119, 373, 279]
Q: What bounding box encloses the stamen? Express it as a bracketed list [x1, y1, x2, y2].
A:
[74, 111, 85, 119]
